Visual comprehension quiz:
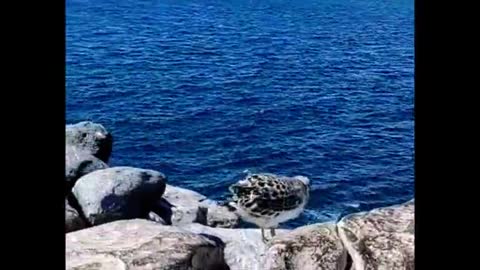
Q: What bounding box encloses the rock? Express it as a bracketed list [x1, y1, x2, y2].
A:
[66, 219, 229, 270]
[153, 185, 240, 228]
[337, 199, 414, 270]
[147, 211, 168, 225]
[263, 223, 347, 270]
[65, 145, 108, 192]
[72, 167, 167, 226]
[66, 121, 113, 163]
[180, 223, 290, 270]
[67, 254, 126, 269]
[66, 199, 87, 233]
[154, 185, 207, 225]
[200, 199, 240, 228]
[163, 184, 208, 203]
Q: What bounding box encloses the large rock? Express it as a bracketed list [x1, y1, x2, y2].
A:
[200, 199, 240, 228]
[66, 219, 228, 270]
[263, 223, 347, 270]
[72, 167, 167, 225]
[337, 199, 414, 270]
[66, 121, 113, 163]
[181, 223, 290, 270]
[154, 185, 206, 225]
[66, 199, 87, 233]
[65, 145, 108, 192]
[153, 185, 239, 228]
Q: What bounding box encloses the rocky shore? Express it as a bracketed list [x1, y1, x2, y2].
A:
[65, 121, 415, 270]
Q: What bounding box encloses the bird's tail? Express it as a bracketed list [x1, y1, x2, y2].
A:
[218, 184, 241, 212]
[220, 170, 253, 212]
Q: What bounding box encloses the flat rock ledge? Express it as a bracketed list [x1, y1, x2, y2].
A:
[180, 223, 290, 270]
[66, 219, 229, 270]
[264, 222, 347, 270]
[66, 200, 414, 270]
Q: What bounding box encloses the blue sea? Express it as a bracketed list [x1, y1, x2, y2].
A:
[66, 0, 414, 228]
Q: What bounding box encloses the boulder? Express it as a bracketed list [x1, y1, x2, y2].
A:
[154, 185, 207, 225]
[66, 219, 228, 270]
[263, 222, 347, 270]
[200, 200, 240, 228]
[337, 199, 414, 270]
[65, 145, 108, 192]
[153, 185, 239, 228]
[181, 223, 290, 270]
[66, 199, 87, 233]
[66, 121, 113, 163]
[72, 167, 167, 225]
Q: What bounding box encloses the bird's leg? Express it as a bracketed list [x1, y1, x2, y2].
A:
[270, 228, 276, 238]
[261, 228, 268, 243]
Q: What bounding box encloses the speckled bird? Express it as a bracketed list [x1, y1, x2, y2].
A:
[228, 173, 310, 243]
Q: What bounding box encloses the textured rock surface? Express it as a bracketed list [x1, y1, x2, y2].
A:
[155, 185, 206, 225]
[66, 199, 87, 233]
[181, 223, 290, 270]
[200, 199, 240, 228]
[154, 185, 239, 228]
[72, 167, 167, 225]
[264, 222, 347, 270]
[65, 145, 108, 191]
[66, 121, 113, 163]
[66, 219, 229, 270]
[147, 211, 168, 225]
[337, 199, 414, 270]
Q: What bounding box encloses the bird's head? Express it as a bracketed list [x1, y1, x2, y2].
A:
[294, 175, 310, 187]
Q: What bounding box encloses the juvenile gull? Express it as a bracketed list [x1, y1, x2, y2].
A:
[228, 173, 310, 243]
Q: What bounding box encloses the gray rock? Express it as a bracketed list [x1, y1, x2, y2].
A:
[66, 121, 113, 163]
[180, 223, 290, 270]
[155, 185, 207, 225]
[200, 199, 240, 228]
[72, 167, 167, 225]
[66, 200, 87, 233]
[65, 145, 108, 192]
[163, 184, 208, 203]
[154, 185, 239, 228]
[263, 223, 347, 270]
[147, 211, 168, 225]
[66, 219, 229, 270]
[337, 199, 414, 270]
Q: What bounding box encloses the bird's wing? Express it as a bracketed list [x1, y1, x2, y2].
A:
[232, 175, 304, 211]
[254, 184, 304, 211]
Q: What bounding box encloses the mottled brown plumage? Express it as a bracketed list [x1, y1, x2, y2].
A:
[229, 173, 310, 242]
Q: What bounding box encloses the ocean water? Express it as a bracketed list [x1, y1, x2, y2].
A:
[66, 0, 414, 228]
